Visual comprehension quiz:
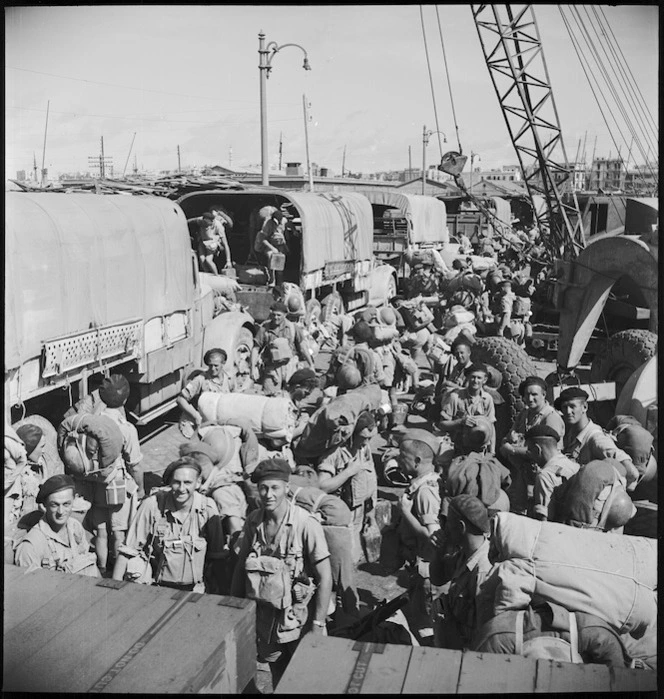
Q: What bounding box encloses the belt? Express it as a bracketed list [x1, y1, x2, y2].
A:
[156, 581, 195, 591]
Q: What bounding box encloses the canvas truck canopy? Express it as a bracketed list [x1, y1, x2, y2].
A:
[362, 190, 449, 245]
[5, 192, 194, 371]
[287, 190, 375, 291]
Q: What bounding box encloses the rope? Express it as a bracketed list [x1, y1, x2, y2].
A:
[419, 5, 444, 158]
[435, 5, 462, 153]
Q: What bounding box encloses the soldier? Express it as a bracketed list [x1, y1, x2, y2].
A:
[64, 372, 129, 420]
[177, 348, 234, 437]
[8, 424, 47, 524]
[113, 457, 225, 592]
[231, 458, 332, 687]
[14, 474, 99, 577]
[252, 302, 315, 396]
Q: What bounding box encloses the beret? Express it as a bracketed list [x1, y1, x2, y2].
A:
[251, 457, 291, 483]
[448, 494, 490, 533]
[465, 362, 489, 376]
[518, 376, 547, 396]
[451, 335, 473, 350]
[288, 368, 318, 388]
[162, 457, 202, 484]
[16, 424, 44, 457]
[99, 374, 130, 408]
[36, 474, 75, 505]
[524, 424, 561, 441]
[271, 301, 289, 313]
[179, 441, 219, 464]
[554, 386, 588, 410]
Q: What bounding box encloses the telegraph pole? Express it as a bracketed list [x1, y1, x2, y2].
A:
[278, 132, 283, 171]
[303, 94, 314, 192]
[177, 145, 181, 173]
[41, 100, 50, 185]
[88, 136, 113, 178]
[408, 145, 412, 180]
[33, 152, 38, 183]
[342, 145, 346, 178]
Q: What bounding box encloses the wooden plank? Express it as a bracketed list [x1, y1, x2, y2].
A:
[535, 659, 612, 693]
[101, 594, 255, 694]
[359, 643, 412, 694]
[457, 651, 537, 694]
[5, 578, 175, 693]
[276, 636, 360, 694]
[610, 666, 657, 693]
[401, 646, 462, 694]
[3, 565, 83, 631]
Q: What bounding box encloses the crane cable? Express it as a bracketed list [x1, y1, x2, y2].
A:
[419, 5, 444, 158]
[435, 5, 463, 154]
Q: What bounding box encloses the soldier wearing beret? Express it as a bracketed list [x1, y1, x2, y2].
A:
[524, 424, 579, 521]
[430, 494, 493, 650]
[231, 458, 332, 686]
[113, 457, 225, 592]
[556, 387, 639, 489]
[14, 475, 99, 577]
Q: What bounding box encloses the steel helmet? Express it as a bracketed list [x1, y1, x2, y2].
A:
[336, 364, 362, 391]
[462, 416, 494, 450]
[382, 457, 411, 487]
[286, 294, 304, 316]
[602, 488, 637, 531]
[201, 426, 236, 468]
[358, 306, 379, 323]
[378, 307, 397, 326]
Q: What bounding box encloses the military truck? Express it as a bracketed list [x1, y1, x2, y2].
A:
[5, 191, 255, 431]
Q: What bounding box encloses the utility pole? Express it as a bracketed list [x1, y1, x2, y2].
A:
[123, 132, 136, 177]
[303, 94, 314, 192]
[177, 145, 181, 173]
[278, 132, 283, 171]
[41, 100, 50, 186]
[33, 152, 38, 183]
[422, 125, 429, 195]
[408, 145, 412, 180]
[229, 146, 233, 170]
[342, 144, 346, 178]
[88, 136, 112, 179]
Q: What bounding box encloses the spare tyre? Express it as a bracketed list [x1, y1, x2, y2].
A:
[589, 329, 658, 427]
[470, 336, 539, 444]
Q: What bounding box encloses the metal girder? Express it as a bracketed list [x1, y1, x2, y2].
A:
[471, 4, 585, 259]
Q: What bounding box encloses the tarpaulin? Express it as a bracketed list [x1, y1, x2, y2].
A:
[362, 190, 448, 245]
[5, 192, 193, 372]
[287, 191, 374, 275]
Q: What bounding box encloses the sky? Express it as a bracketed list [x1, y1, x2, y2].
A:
[5, 4, 659, 180]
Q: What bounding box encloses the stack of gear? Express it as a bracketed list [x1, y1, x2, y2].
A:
[197, 392, 297, 443]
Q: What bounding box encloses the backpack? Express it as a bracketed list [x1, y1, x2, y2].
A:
[336, 344, 377, 385]
[264, 323, 296, 365]
[61, 415, 106, 479]
[515, 609, 583, 663]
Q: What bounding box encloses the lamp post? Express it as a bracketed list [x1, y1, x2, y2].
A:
[259, 31, 311, 186]
[469, 151, 480, 194]
[422, 126, 447, 194]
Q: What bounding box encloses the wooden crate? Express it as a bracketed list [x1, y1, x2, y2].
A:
[3, 564, 256, 694]
[276, 635, 657, 694]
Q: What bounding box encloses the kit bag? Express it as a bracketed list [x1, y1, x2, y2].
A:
[515, 610, 583, 663]
[337, 345, 377, 385]
[400, 301, 435, 331]
[265, 323, 296, 365]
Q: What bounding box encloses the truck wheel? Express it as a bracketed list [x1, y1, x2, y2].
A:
[232, 327, 254, 392]
[589, 329, 658, 426]
[322, 292, 345, 323]
[471, 336, 539, 444]
[12, 414, 65, 479]
[305, 298, 322, 325]
[383, 275, 397, 306]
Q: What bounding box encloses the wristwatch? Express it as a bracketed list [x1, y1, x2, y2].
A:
[312, 620, 326, 628]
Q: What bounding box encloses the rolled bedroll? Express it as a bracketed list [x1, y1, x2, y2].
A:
[486, 512, 657, 639]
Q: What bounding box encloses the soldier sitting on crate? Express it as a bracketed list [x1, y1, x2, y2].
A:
[113, 457, 226, 592]
[317, 411, 378, 564]
[556, 387, 639, 489]
[252, 302, 315, 397]
[14, 474, 99, 577]
[231, 458, 332, 687]
[438, 363, 496, 454]
[177, 348, 234, 438]
[429, 494, 493, 651]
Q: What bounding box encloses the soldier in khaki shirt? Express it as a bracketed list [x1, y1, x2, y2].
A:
[14, 474, 99, 577]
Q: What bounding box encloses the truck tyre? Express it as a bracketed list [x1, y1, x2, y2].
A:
[322, 292, 345, 323]
[470, 336, 539, 444]
[12, 414, 65, 479]
[305, 298, 322, 325]
[232, 327, 254, 392]
[383, 275, 397, 306]
[589, 329, 658, 426]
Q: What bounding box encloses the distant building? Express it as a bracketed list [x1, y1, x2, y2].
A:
[15, 170, 26, 181]
[589, 157, 625, 192]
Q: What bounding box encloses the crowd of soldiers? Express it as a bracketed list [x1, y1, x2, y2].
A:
[4, 222, 657, 688]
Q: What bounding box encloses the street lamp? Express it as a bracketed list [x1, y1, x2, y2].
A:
[469, 151, 480, 194]
[422, 126, 447, 194]
[259, 31, 311, 186]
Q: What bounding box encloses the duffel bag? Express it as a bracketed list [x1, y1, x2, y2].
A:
[486, 512, 657, 639]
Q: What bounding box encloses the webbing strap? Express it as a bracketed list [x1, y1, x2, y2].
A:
[515, 610, 525, 655]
